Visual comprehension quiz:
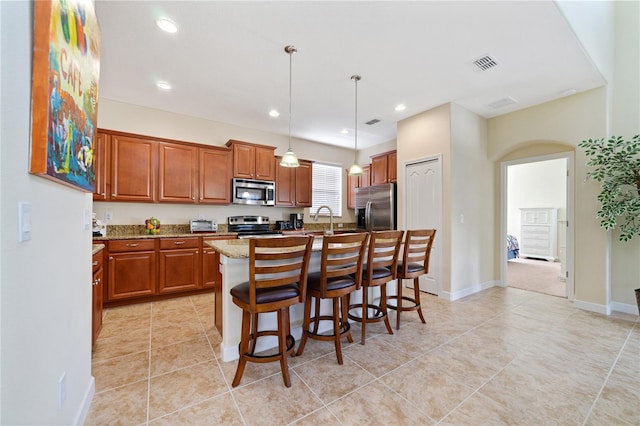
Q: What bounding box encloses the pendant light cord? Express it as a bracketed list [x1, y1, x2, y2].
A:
[351, 75, 361, 165]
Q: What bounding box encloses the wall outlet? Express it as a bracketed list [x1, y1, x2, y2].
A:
[198, 213, 205, 220]
[105, 211, 113, 221]
[58, 372, 66, 409]
[338, 223, 344, 228]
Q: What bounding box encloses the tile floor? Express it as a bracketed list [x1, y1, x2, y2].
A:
[86, 287, 639, 425]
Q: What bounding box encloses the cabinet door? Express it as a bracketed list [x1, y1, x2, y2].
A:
[158, 248, 200, 293]
[93, 132, 109, 201]
[232, 143, 255, 179]
[107, 251, 156, 300]
[275, 157, 295, 206]
[371, 154, 389, 185]
[255, 146, 276, 181]
[158, 142, 197, 203]
[202, 245, 218, 289]
[388, 151, 397, 183]
[361, 165, 371, 187]
[110, 135, 157, 202]
[199, 147, 231, 204]
[347, 171, 358, 209]
[295, 160, 312, 207]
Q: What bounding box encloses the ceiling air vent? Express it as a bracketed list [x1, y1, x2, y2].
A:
[473, 55, 498, 71]
[488, 96, 517, 109]
[365, 118, 380, 125]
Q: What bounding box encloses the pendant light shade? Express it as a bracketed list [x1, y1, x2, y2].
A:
[348, 75, 363, 176]
[280, 45, 300, 168]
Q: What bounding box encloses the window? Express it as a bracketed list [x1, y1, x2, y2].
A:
[310, 163, 342, 217]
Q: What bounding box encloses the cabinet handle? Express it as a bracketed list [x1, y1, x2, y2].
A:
[195, 250, 198, 254]
[192, 196, 195, 200]
[174, 241, 185, 245]
[111, 194, 116, 197]
[92, 261, 99, 266]
[109, 256, 114, 260]
[126, 243, 139, 247]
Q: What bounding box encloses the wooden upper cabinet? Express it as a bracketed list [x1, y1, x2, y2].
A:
[361, 165, 371, 188]
[93, 131, 109, 201]
[226, 140, 276, 181]
[158, 142, 197, 203]
[347, 171, 359, 209]
[199, 147, 232, 204]
[110, 135, 157, 202]
[370, 150, 397, 185]
[275, 157, 295, 206]
[294, 160, 313, 207]
[275, 158, 312, 207]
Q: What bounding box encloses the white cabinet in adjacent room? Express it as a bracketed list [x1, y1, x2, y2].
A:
[519, 208, 558, 261]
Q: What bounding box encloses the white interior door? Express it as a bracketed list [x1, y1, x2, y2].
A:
[405, 157, 442, 295]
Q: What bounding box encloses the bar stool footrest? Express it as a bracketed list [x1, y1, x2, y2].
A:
[387, 295, 421, 312]
[347, 303, 388, 323]
[240, 331, 295, 362]
[303, 316, 351, 341]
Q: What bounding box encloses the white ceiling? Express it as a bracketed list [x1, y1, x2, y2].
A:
[95, 1, 605, 150]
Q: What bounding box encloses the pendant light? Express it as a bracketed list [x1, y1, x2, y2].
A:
[280, 45, 300, 168]
[348, 75, 363, 176]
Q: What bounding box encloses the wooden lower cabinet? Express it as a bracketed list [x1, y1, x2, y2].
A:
[107, 239, 157, 301]
[158, 237, 200, 293]
[202, 236, 235, 334]
[92, 249, 104, 349]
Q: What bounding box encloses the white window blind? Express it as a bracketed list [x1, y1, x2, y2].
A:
[311, 163, 342, 217]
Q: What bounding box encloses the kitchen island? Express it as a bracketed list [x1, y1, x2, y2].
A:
[206, 237, 372, 362]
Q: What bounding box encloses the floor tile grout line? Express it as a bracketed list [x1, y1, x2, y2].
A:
[581, 321, 639, 426]
[145, 302, 153, 426]
[434, 355, 519, 425]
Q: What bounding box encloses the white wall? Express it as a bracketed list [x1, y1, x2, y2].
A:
[449, 103, 494, 296]
[507, 158, 567, 240]
[1, 2, 95, 423]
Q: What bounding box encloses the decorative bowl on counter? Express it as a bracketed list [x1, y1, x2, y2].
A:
[145, 217, 160, 235]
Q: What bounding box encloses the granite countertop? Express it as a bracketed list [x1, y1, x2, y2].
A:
[92, 244, 105, 255]
[92, 232, 237, 241]
[205, 238, 326, 259]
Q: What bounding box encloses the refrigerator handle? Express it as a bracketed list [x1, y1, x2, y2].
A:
[365, 201, 372, 230]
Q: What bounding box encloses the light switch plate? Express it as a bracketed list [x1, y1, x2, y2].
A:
[18, 202, 32, 242]
[83, 208, 91, 230]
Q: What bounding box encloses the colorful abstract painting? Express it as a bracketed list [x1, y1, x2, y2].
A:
[30, 0, 101, 192]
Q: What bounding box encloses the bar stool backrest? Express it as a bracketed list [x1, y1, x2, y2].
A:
[318, 233, 369, 297]
[248, 235, 314, 310]
[366, 230, 404, 282]
[400, 229, 436, 277]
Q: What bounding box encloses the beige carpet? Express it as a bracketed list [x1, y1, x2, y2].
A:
[507, 257, 566, 297]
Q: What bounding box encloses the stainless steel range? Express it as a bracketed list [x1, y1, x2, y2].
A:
[228, 215, 282, 238]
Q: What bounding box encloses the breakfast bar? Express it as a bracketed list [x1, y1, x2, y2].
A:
[207, 237, 372, 362]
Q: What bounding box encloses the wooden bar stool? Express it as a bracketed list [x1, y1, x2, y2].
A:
[296, 232, 368, 364]
[348, 230, 404, 345]
[230, 235, 313, 388]
[388, 229, 436, 330]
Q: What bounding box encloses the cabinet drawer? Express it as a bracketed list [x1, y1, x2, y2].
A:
[92, 251, 103, 273]
[160, 237, 199, 250]
[109, 239, 156, 253]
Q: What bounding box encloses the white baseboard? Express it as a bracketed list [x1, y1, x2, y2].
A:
[610, 301, 640, 316]
[574, 299, 610, 315]
[441, 280, 498, 301]
[75, 376, 95, 425]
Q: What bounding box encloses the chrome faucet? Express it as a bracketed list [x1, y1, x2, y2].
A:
[313, 205, 334, 235]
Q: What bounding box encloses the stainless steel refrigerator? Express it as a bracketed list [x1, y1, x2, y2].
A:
[355, 183, 396, 231]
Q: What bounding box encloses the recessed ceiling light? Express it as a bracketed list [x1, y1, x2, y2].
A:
[341, 129, 349, 134]
[269, 109, 280, 117]
[395, 104, 406, 112]
[156, 81, 172, 90]
[156, 18, 178, 33]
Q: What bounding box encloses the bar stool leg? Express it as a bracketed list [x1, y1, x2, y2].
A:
[277, 308, 291, 387]
[333, 297, 344, 364]
[232, 310, 251, 387]
[381, 283, 394, 334]
[296, 296, 312, 357]
[395, 278, 402, 330]
[413, 277, 426, 324]
[360, 288, 369, 345]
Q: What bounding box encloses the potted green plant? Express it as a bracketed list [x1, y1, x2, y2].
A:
[579, 134, 640, 242]
[579, 134, 640, 314]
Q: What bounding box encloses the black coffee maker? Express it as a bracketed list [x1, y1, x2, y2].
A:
[290, 213, 304, 230]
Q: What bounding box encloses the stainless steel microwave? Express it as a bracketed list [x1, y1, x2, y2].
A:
[232, 178, 276, 206]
